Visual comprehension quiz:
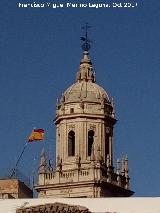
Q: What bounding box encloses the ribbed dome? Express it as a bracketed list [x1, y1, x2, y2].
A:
[59, 50, 112, 106]
[61, 81, 111, 104]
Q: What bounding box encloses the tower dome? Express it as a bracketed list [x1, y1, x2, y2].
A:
[58, 50, 113, 117]
[62, 81, 110, 104]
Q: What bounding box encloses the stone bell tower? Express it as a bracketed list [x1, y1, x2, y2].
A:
[35, 26, 134, 198]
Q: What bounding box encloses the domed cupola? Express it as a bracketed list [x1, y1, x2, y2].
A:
[56, 23, 114, 115]
[60, 50, 111, 103]
[56, 48, 115, 119]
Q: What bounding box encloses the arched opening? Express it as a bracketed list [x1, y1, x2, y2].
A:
[68, 131, 75, 156]
[70, 108, 74, 113]
[88, 130, 94, 156]
[105, 133, 110, 157]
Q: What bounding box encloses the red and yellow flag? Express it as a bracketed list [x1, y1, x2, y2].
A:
[28, 129, 44, 142]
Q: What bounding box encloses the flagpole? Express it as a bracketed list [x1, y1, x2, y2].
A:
[10, 142, 28, 178]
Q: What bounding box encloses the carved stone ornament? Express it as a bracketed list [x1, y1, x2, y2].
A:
[16, 202, 92, 213]
[106, 127, 110, 134]
[76, 70, 81, 80]
[80, 100, 84, 109]
[68, 124, 75, 130]
[61, 103, 65, 111]
[89, 124, 96, 130]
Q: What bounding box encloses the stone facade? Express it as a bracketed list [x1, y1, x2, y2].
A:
[35, 48, 134, 198]
[16, 202, 92, 213]
[0, 179, 33, 198]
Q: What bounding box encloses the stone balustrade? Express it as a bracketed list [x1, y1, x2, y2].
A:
[39, 164, 129, 191]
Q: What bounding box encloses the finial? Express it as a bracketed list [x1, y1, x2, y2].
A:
[124, 155, 129, 173]
[106, 154, 110, 167]
[121, 156, 125, 175]
[111, 97, 116, 117]
[80, 22, 92, 51]
[39, 148, 47, 173]
[56, 98, 59, 109]
[116, 158, 121, 174]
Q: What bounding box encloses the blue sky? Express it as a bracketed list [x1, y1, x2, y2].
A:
[0, 0, 160, 196]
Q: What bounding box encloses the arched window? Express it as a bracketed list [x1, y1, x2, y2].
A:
[70, 108, 74, 113]
[105, 133, 109, 157]
[68, 131, 75, 156]
[88, 130, 94, 156]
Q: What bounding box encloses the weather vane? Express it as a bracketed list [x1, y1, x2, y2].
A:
[80, 22, 92, 51]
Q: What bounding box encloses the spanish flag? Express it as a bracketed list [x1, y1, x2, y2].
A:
[28, 129, 44, 142]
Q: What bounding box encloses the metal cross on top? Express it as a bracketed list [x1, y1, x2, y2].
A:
[80, 22, 92, 51]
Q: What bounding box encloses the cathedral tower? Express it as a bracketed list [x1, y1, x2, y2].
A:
[35, 28, 134, 197]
